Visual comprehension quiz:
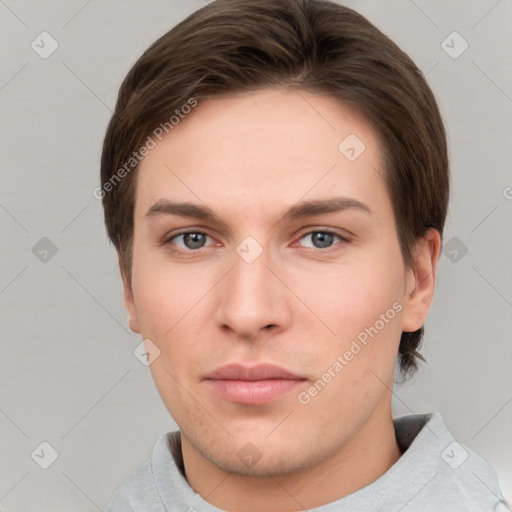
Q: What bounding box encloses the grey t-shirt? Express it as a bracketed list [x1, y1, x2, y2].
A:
[107, 413, 507, 511]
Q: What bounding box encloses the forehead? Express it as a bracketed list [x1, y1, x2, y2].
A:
[135, 88, 389, 219]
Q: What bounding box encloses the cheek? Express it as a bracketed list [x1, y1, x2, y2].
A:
[130, 250, 213, 381]
[293, 251, 406, 396]
[134, 271, 207, 416]
[131, 244, 205, 338]
[299, 258, 406, 338]
[298, 282, 404, 418]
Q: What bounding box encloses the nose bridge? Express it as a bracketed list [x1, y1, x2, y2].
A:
[216, 239, 289, 335]
[233, 246, 269, 296]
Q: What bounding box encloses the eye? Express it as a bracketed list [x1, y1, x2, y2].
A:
[167, 231, 214, 251]
[298, 230, 346, 250]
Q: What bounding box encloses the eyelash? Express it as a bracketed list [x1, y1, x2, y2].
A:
[162, 228, 350, 256]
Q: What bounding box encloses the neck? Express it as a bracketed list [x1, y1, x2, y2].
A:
[181, 400, 401, 511]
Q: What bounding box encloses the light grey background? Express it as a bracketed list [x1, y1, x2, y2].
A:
[1, 0, 511, 510]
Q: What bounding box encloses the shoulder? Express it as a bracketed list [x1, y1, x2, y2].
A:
[105, 432, 179, 512]
[106, 430, 204, 512]
[436, 442, 506, 510]
[106, 457, 163, 512]
[393, 413, 507, 511]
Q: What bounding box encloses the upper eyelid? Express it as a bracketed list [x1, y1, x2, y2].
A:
[292, 226, 353, 243]
[293, 229, 349, 248]
[165, 227, 347, 238]
[165, 229, 216, 242]
[165, 230, 217, 246]
[166, 222, 352, 235]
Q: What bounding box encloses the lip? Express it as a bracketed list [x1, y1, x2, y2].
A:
[204, 363, 307, 405]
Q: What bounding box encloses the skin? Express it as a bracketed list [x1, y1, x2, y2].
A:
[122, 88, 440, 511]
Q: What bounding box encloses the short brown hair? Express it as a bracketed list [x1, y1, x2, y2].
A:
[100, 0, 449, 377]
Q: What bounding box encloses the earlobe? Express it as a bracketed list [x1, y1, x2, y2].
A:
[123, 282, 141, 334]
[118, 253, 141, 334]
[401, 229, 441, 333]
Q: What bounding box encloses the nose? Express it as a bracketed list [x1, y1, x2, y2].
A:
[214, 244, 292, 339]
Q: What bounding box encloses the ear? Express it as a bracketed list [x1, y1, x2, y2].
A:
[118, 251, 141, 334]
[401, 228, 441, 333]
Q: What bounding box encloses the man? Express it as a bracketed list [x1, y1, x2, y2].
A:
[100, 0, 506, 510]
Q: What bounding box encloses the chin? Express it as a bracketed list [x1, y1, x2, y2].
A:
[210, 446, 319, 478]
[187, 425, 333, 478]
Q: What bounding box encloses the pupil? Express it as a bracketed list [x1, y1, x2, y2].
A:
[184, 233, 205, 249]
[313, 232, 333, 248]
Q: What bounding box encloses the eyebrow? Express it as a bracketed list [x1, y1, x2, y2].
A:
[145, 197, 371, 229]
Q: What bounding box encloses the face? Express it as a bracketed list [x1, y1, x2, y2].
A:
[123, 88, 433, 477]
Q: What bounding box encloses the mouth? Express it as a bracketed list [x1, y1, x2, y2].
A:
[203, 363, 308, 405]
